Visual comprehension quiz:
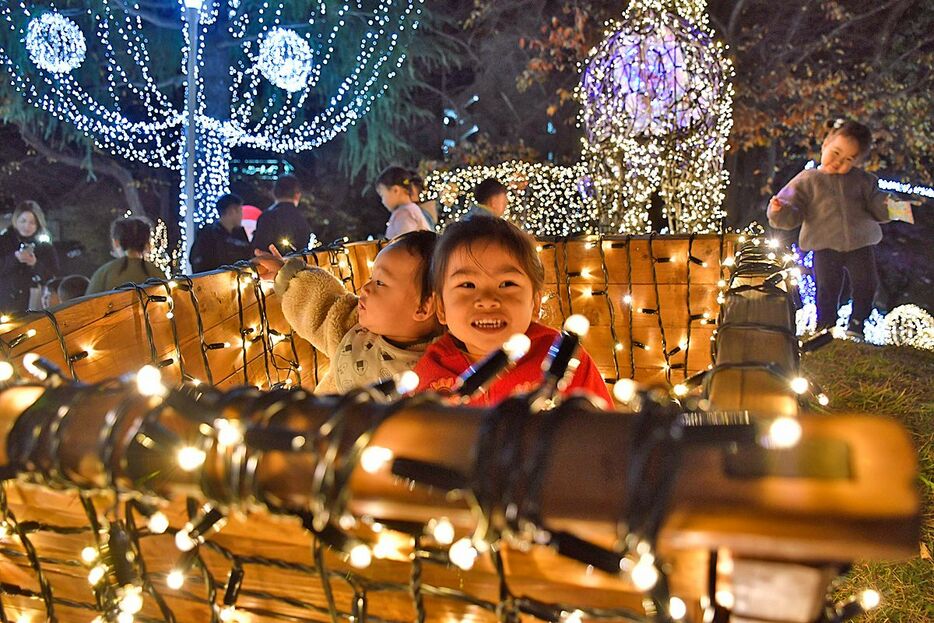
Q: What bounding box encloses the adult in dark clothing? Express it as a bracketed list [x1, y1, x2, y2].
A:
[251, 174, 311, 254]
[189, 193, 251, 273]
[0, 201, 60, 314]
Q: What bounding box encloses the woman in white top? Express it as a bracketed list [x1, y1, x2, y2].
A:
[375, 166, 430, 239]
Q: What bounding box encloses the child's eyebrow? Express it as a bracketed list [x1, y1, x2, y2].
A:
[449, 265, 525, 278]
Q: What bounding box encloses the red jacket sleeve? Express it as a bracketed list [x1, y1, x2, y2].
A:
[566, 349, 613, 406]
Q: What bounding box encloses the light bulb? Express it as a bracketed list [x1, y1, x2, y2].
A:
[88, 564, 106, 585]
[81, 546, 98, 563]
[136, 365, 167, 397]
[561, 610, 584, 623]
[817, 393, 830, 406]
[117, 612, 134, 623]
[503, 334, 532, 361]
[219, 605, 237, 622]
[360, 446, 394, 474]
[563, 314, 590, 337]
[715, 590, 735, 610]
[669, 597, 687, 620]
[175, 528, 197, 552]
[147, 512, 169, 535]
[119, 587, 144, 614]
[723, 256, 735, 267]
[672, 384, 688, 397]
[214, 419, 244, 448]
[395, 370, 420, 394]
[449, 538, 478, 571]
[767, 417, 802, 449]
[166, 569, 185, 590]
[789, 377, 809, 394]
[0, 361, 14, 381]
[630, 555, 659, 591]
[348, 543, 372, 569]
[613, 379, 638, 404]
[430, 517, 455, 545]
[177, 446, 206, 471]
[859, 589, 880, 610]
[622, 294, 632, 304]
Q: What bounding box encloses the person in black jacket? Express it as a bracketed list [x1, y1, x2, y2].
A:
[0, 201, 60, 314]
[189, 193, 251, 273]
[251, 174, 311, 254]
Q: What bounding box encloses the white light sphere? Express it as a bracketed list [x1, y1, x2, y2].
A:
[166, 569, 185, 590]
[766, 417, 802, 449]
[503, 333, 532, 361]
[359, 446, 394, 474]
[0, 361, 14, 382]
[430, 517, 455, 545]
[26, 12, 87, 74]
[147, 511, 170, 535]
[563, 314, 591, 337]
[348, 543, 373, 569]
[256, 28, 314, 92]
[668, 596, 687, 620]
[859, 589, 881, 610]
[448, 537, 478, 571]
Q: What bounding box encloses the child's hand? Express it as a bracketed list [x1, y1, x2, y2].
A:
[768, 197, 785, 213]
[253, 245, 285, 280]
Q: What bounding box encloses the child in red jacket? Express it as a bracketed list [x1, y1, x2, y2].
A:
[414, 216, 612, 406]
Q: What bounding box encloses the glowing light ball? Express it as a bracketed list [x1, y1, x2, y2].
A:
[882, 304, 934, 351]
[256, 28, 314, 92]
[26, 12, 86, 74]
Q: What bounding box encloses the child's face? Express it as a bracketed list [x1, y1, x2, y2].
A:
[820, 134, 862, 175]
[359, 245, 434, 341]
[437, 241, 540, 359]
[376, 183, 410, 211]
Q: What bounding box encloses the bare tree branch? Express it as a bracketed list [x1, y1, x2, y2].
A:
[18, 128, 145, 217]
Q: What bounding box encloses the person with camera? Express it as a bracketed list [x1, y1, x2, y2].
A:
[0, 201, 60, 315]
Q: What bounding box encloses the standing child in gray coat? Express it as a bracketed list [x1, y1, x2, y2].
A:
[768, 120, 891, 339]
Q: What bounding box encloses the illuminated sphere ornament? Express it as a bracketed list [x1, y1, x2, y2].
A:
[882, 304, 934, 351]
[579, 0, 733, 233]
[256, 28, 313, 92]
[26, 12, 86, 74]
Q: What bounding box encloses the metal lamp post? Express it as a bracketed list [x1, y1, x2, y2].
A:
[181, 0, 203, 273]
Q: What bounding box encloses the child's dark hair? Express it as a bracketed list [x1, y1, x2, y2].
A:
[273, 174, 301, 199]
[409, 172, 424, 195]
[431, 216, 544, 295]
[215, 193, 243, 216]
[58, 274, 90, 302]
[474, 178, 507, 206]
[375, 165, 413, 190]
[384, 230, 437, 303]
[111, 216, 153, 254]
[826, 119, 873, 156]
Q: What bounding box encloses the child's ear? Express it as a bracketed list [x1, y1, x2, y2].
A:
[433, 294, 448, 326]
[532, 290, 543, 319]
[413, 293, 437, 322]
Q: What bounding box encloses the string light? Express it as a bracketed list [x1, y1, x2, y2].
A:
[448, 537, 478, 571]
[360, 445, 394, 474]
[764, 417, 803, 449]
[668, 596, 687, 620]
[578, 0, 734, 233]
[0, 0, 425, 266]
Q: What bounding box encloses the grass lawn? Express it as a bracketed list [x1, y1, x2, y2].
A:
[801, 340, 934, 621]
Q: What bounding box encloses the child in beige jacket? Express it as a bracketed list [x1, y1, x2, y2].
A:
[255, 231, 439, 393]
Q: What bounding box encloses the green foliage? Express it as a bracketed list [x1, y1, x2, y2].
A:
[802, 341, 934, 622]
